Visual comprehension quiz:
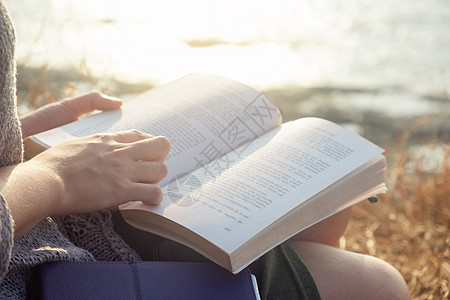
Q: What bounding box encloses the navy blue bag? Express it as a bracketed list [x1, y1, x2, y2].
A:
[36, 261, 259, 300]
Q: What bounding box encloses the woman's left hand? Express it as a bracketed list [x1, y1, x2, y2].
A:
[20, 91, 122, 138]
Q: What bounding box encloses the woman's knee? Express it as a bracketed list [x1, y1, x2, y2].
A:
[358, 254, 411, 300]
[291, 241, 410, 300]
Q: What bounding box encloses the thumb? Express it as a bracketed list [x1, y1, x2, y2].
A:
[62, 92, 122, 118]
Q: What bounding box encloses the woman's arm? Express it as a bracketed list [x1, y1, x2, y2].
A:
[0, 130, 170, 239]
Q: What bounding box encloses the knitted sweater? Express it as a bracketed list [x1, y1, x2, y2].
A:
[0, 2, 140, 298]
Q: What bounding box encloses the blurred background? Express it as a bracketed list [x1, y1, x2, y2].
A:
[6, 0, 449, 298]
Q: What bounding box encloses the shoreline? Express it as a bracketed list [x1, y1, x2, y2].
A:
[17, 65, 450, 150]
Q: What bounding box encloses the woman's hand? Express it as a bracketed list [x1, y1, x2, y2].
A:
[33, 130, 171, 215]
[20, 92, 122, 139]
[1, 130, 170, 239]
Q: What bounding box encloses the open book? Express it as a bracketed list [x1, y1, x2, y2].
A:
[24, 73, 386, 274]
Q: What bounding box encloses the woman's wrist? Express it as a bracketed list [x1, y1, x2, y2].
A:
[0, 161, 62, 239]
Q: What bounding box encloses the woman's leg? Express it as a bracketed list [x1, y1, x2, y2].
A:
[291, 207, 353, 246]
[291, 241, 411, 300]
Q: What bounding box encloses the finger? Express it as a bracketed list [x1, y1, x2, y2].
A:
[126, 136, 171, 162]
[130, 161, 168, 184]
[21, 92, 122, 138]
[103, 130, 155, 144]
[21, 101, 78, 137]
[122, 183, 163, 205]
[62, 91, 122, 118]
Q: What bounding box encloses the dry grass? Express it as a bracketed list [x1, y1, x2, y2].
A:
[343, 124, 450, 299]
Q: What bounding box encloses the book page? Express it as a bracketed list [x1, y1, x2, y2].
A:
[121, 117, 385, 253]
[30, 74, 282, 186]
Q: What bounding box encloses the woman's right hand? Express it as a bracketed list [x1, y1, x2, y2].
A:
[1, 130, 170, 239]
[34, 130, 171, 216]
